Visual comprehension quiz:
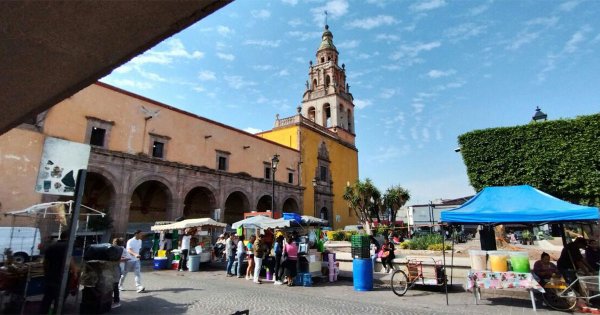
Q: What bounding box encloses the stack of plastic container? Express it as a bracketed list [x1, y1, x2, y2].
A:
[350, 235, 370, 259]
[328, 253, 337, 282]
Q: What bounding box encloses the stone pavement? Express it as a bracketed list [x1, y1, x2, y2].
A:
[92, 263, 564, 314]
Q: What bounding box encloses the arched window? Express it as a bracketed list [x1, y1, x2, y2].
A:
[323, 103, 331, 127]
[321, 57, 324, 63]
[312, 79, 317, 90]
[325, 75, 331, 87]
[308, 107, 316, 122]
[347, 109, 353, 132]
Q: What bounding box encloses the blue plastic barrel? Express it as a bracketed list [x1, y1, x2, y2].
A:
[353, 258, 373, 291]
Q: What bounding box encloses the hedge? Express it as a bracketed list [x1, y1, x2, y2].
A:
[458, 113, 600, 206]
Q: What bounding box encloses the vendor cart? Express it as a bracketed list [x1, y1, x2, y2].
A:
[391, 257, 447, 296]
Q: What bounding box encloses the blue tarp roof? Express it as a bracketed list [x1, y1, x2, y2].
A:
[440, 185, 599, 224]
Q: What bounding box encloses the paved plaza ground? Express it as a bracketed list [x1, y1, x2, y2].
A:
[101, 263, 563, 315]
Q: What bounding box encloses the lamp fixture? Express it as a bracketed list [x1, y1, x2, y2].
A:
[532, 106, 547, 122]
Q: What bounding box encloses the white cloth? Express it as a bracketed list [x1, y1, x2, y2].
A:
[127, 237, 142, 261]
[181, 235, 191, 250]
[236, 240, 246, 255]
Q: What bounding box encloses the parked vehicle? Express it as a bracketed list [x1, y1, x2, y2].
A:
[0, 227, 41, 264]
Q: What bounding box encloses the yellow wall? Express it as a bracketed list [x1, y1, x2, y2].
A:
[0, 127, 44, 225]
[260, 124, 359, 229]
[42, 83, 300, 182]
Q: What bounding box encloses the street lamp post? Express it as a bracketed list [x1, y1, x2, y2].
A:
[312, 178, 317, 218]
[271, 154, 279, 215]
[532, 106, 547, 122]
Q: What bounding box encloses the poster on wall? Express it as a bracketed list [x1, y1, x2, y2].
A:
[35, 137, 91, 196]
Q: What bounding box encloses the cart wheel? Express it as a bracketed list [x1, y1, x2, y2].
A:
[13, 253, 28, 264]
[391, 269, 410, 296]
[542, 288, 577, 311]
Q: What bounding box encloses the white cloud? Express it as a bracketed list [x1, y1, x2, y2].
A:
[559, 0, 581, 12]
[346, 15, 398, 30]
[114, 65, 132, 74]
[444, 23, 487, 42]
[139, 71, 166, 82]
[411, 103, 425, 113]
[130, 38, 204, 66]
[427, 69, 456, 78]
[354, 99, 373, 109]
[108, 79, 153, 90]
[256, 96, 269, 104]
[410, 0, 447, 12]
[216, 25, 234, 37]
[278, 69, 290, 76]
[244, 127, 263, 134]
[198, 70, 216, 81]
[537, 26, 591, 82]
[251, 9, 271, 19]
[390, 41, 441, 62]
[252, 65, 275, 71]
[564, 28, 587, 53]
[216, 52, 235, 61]
[244, 39, 281, 48]
[288, 18, 303, 27]
[375, 34, 401, 43]
[370, 145, 410, 163]
[506, 16, 559, 51]
[422, 127, 430, 141]
[287, 31, 320, 42]
[224, 75, 257, 90]
[525, 16, 559, 27]
[506, 32, 540, 50]
[311, 0, 349, 24]
[337, 40, 360, 49]
[192, 85, 205, 92]
[379, 88, 396, 99]
[468, 3, 491, 16]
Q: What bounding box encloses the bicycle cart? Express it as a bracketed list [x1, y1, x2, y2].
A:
[391, 258, 447, 296]
[542, 274, 600, 311]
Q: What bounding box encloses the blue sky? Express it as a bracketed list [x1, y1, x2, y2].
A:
[101, 0, 600, 205]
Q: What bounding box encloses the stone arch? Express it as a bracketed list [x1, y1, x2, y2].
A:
[323, 103, 331, 127]
[308, 106, 316, 122]
[129, 174, 174, 197]
[82, 171, 117, 213]
[256, 194, 272, 212]
[183, 186, 216, 219]
[223, 190, 250, 224]
[129, 179, 173, 224]
[282, 197, 300, 214]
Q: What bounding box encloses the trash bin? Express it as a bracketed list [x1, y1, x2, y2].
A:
[187, 255, 200, 272]
[353, 258, 373, 291]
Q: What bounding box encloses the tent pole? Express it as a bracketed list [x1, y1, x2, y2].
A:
[560, 223, 567, 247]
[451, 226, 455, 286]
[442, 223, 448, 305]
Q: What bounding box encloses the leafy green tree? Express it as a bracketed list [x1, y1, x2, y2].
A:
[343, 178, 381, 235]
[383, 185, 411, 227]
[458, 113, 600, 206]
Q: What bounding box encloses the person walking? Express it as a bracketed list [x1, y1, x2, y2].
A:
[111, 237, 128, 309]
[253, 234, 266, 284]
[283, 235, 298, 286]
[225, 233, 236, 276]
[245, 235, 256, 280]
[179, 229, 192, 271]
[273, 235, 284, 285]
[119, 230, 145, 293]
[236, 235, 246, 278]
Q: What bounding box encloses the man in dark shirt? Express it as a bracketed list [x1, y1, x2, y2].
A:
[557, 237, 592, 283]
[40, 231, 76, 314]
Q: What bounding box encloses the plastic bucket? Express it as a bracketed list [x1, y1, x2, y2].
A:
[510, 252, 530, 273]
[489, 252, 509, 272]
[187, 255, 201, 272]
[353, 258, 373, 291]
[469, 250, 488, 271]
[153, 257, 168, 270]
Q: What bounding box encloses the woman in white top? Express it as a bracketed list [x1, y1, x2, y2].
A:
[236, 235, 246, 278]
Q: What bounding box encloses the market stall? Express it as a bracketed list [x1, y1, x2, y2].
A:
[439, 185, 600, 309]
[150, 218, 227, 265]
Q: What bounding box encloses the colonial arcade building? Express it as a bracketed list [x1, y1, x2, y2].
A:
[0, 25, 358, 235]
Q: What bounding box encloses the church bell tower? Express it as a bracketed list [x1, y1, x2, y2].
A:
[300, 24, 355, 145]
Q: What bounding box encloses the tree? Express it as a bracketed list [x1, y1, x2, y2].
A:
[343, 178, 381, 235]
[383, 185, 411, 227]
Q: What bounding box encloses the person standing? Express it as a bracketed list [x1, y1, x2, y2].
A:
[253, 234, 266, 284]
[245, 235, 256, 280]
[236, 235, 246, 278]
[225, 233, 236, 276]
[273, 235, 284, 285]
[283, 235, 298, 286]
[111, 237, 128, 308]
[179, 229, 192, 271]
[119, 230, 145, 293]
[40, 231, 78, 314]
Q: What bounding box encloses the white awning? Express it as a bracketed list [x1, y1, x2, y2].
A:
[151, 218, 227, 231]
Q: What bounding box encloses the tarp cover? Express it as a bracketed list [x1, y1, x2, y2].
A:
[440, 185, 599, 224]
[232, 215, 291, 229]
[151, 218, 226, 231]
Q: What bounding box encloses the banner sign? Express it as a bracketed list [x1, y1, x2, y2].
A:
[35, 137, 91, 196]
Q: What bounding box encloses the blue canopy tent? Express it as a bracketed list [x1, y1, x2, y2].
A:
[439, 185, 599, 305]
[441, 185, 599, 224]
